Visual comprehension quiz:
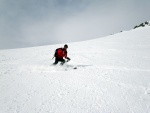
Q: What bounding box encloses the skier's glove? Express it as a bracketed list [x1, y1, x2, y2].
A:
[66, 57, 71, 62]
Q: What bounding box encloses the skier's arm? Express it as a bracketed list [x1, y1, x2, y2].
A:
[64, 51, 71, 61]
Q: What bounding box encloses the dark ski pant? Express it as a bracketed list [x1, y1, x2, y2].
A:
[53, 57, 65, 65]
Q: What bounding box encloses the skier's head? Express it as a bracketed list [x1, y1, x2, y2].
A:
[64, 44, 68, 49]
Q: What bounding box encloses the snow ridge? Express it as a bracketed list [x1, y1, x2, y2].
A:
[134, 20, 150, 29]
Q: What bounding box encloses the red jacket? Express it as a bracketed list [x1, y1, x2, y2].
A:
[57, 48, 67, 59]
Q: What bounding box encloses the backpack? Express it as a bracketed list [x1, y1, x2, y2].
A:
[54, 48, 63, 57]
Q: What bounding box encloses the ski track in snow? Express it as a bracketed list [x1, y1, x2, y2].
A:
[0, 26, 150, 113]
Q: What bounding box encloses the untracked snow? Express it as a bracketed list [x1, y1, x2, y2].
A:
[0, 26, 150, 113]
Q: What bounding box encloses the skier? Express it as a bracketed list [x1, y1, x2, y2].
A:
[53, 44, 71, 65]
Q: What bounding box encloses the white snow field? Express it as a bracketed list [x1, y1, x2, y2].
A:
[0, 26, 150, 113]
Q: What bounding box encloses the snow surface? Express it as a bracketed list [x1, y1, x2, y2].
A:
[0, 26, 150, 113]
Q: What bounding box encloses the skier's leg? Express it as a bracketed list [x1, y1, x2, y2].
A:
[60, 59, 66, 65]
[53, 57, 59, 65]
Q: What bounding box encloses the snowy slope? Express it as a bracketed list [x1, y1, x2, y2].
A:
[0, 26, 150, 113]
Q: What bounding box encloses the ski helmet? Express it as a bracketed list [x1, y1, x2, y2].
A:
[64, 44, 68, 48]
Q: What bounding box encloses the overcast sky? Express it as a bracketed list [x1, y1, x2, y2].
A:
[0, 0, 150, 49]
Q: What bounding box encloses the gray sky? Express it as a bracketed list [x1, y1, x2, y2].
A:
[0, 0, 150, 49]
